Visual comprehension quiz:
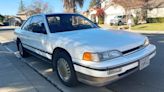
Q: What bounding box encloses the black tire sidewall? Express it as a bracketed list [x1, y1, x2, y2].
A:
[17, 41, 28, 57]
[118, 21, 123, 26]
[53, 51, 78, 87]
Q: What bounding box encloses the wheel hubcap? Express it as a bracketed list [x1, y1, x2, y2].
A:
[57, 58, 71, 82]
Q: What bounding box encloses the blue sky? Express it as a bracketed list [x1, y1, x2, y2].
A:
[0, 0, 91, 15]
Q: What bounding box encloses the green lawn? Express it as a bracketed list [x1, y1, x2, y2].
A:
[132, 23, 164, 31]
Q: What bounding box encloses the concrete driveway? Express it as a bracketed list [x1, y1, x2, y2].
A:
[1, 30, 164, 92]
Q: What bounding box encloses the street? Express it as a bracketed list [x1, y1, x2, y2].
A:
[1, 30, 164, 92]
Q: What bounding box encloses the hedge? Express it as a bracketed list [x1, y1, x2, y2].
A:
[147, 17, 164, 23]
[0, 15, 4, 22]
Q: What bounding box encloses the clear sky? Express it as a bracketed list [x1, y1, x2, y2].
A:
[0, 0, 91, 15]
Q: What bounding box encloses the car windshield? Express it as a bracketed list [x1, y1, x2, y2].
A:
[46, 14, 98, 33]
[117, 16, 122, 18]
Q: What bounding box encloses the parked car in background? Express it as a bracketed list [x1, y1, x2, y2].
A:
[110, 15, 126, 26]
[15, 13, 156, 87]
[3, 22, 9, 26]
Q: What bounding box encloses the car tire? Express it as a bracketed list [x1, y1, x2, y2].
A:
[17, 40, 28, 58]
[52, 51, 78, 87]
[118, 21, 123, 26]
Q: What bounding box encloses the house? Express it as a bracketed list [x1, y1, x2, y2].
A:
[16, 11, 28, 21]
[87, 0, 126, 24]
[3, 11, 29, 26]
[87, 0, 164, 25]
[101, 0, 125, 24]
[147, 0, 164, 18]
[3, 16, 22, 26]
[6, 11, 29, 26]
[148, 8, 164, 18]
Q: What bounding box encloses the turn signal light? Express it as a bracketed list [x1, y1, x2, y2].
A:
[83, 52, 93, 61]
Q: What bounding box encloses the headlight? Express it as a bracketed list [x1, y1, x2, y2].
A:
[99, 50, 123, 61]
[82, 50, 122, 62]
[144, 38, 149, 47]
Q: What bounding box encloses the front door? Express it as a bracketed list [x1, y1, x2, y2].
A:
[25, 15, 50, 59]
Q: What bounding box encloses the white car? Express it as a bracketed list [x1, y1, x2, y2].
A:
[110, 15, 126, 26]
[15, 13, 156, 87]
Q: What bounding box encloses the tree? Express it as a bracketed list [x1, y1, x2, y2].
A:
[96, 8, 104, 24]
[89, 0, 101, 8]
[112, 0, 164, 22]
[18, 0, 26, 13]
[112, 0, 142, 12]
[27, 0, 52, 16]
[89, 0, 97, 8]
[139, 0, 164, 21]
[0, 14, 4, 22]
[62, 0, 84, 13]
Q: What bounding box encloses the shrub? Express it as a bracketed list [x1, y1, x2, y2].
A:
[158, 18, 164, 23]
[98, 17, 104, 24]
[147, 17, 164, 23]
[133, 17, 139, 25]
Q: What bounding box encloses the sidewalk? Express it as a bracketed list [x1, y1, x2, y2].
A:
[0, 30, 16, 44]
[0, 26, 18, 30]
[0, 45, 60, 92]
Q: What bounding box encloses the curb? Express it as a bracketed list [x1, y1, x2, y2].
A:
[0, 26, 19, 31]
[0, 28, 15, 31]
[0, 40, 15, 46]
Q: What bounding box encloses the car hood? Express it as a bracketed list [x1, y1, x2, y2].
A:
[50, 28, 146, 52]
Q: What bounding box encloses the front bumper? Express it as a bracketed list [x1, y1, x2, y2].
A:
[73, 44, 156, 86]
[76, 65, 138, 86]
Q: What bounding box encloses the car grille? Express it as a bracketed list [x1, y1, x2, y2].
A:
[122, 45, 143, 55]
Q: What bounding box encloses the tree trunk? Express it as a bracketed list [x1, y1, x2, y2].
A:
[72, 0, 76, 13]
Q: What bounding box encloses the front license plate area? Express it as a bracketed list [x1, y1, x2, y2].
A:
[139, 57, 150, 70]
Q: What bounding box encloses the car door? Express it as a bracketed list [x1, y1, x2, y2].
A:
[25, 15, 50, 58]
[20, 17, 32, 46]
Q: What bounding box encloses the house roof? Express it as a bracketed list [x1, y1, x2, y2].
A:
[17, 11, 27, 15]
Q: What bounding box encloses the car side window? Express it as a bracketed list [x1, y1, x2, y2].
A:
[47, 16, 61, 32]
[22, 18, 32, 31]
[30, 16, 46, 34]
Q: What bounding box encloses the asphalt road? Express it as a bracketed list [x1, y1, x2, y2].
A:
[1, 30, 164, 92]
